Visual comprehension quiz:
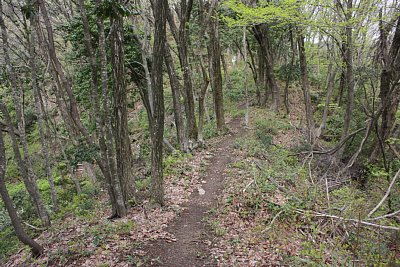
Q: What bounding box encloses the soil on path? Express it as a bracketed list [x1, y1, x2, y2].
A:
[145, 117, 244, 267]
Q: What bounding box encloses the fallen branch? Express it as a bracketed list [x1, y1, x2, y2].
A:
[368, 209, 400, 221]
[338, 119, 373, 176]
[293, 127, 366, 156]
[23, 222, 46, 231]
[295, 209, 400, 231]
[367, 167, 400, 218]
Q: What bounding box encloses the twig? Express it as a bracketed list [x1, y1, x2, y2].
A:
[23, 222, 46, 231]
[243, 179, 254, 193]
[368, 167, 400, 217]
[262, 210, 284, 233]
[295, 209, 400, 231]
[293, 127, 366, 156]
[254, 160, 289, 194]
[388, 143, 400, 160]
[368, 209, 400, 221]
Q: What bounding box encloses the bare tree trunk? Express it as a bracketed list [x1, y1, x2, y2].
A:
[256, 46, 264, 106]
[252, 24, 280, 112]
[94, 0, 121, 216]
[77, 0, 105, 145]
[165, 42, 186, 149]
[166, 1, 198, 143]
[27, 5, 58, 211]
[370, 13, 400, 161]
[0, 128, 44, 257]
[150, 0, 168, 205]
[221, 53, 231, 89]
[110, 2, 131, 216]
[337, 0, 355, 157]
[318, 63, 337, 137]
[283, 29, 296, 114]
[243, 27, 250, 125]
[198, 55, 210, 144]
[0, 102, 51, 227]
[297, 33, 316, 143]
[37, 0, 88, 137]
[207, 9, 225, 131]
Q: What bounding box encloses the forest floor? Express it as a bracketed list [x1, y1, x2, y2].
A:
[5, 110, 252, 267]
[5, 95, 399, 266]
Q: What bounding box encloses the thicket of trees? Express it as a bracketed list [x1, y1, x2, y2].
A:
[0, 0, 399, 260]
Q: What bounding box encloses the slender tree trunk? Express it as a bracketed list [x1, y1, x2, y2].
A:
[256, 46, 264, 106]
[318, 63, 337, 137]
[221, 53, 231, 88]
[252, 24, 280, 112]
[27, 6, 58, 211]
[0, 128, 44, 257]
[243, 27, 250, 125]
[283, 29, 296, 114]
[150, 0, 168, 205]
[0, 102, 51, 227]
[37, 0, 87, 137]
[94, 0, 121, 216]
[164, 42, 185, 149]
[110, 2, 131, 216]
[297, 33, 316, 143]
[0, 2, 50, 226]
[207, 10, 225, 131]
[338, 0, 355, 157]
[370, 14, 400, 161]
[198, 55, 210, 144]
[166, 1, 198, 143]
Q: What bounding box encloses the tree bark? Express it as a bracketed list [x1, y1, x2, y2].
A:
[110, 1, 131, 217]
[252, 24, 280, 112]
[207, 9, 225, 131]
[37, 0, 88, 137]
[370, 13, 400, 161]
[150, 0, 168, 205]
[318, 63, 337, 136]
[297, 33, 316, 143]
[166, 1, 198, 142]
[164, 42, 185, 149]
[94, 0, 122, 216]
[198, 55, 210, 144]
[27, 4, 58, 211]
[338, 0, 355, 157]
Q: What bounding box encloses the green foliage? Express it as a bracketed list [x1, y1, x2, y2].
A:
[95, 0, 135, 19]
[163, 151, 190, 177]
[210, 220, 227, 237]
[203, 122, 219, 139]
[59, 194, 95, 218]
[65, 140, 99, 168]
[224, 67, 256, 102]
[276, 62, 300, 82]
[135, 177, 150, 192]
[0, 227, 20, 260]
[222, 0, 303, 27]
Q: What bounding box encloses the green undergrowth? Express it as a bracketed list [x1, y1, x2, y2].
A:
[213, 107, 400, 266]
[0, 176, 99, 262]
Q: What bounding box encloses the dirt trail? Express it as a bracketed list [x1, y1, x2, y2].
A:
[145, 117, 244, 267]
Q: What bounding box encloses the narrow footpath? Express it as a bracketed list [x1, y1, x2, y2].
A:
[145, 117, 244, 267]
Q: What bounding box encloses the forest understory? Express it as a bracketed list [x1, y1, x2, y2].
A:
[3, 92, 400, 266]
[1, 0, 400, 266]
